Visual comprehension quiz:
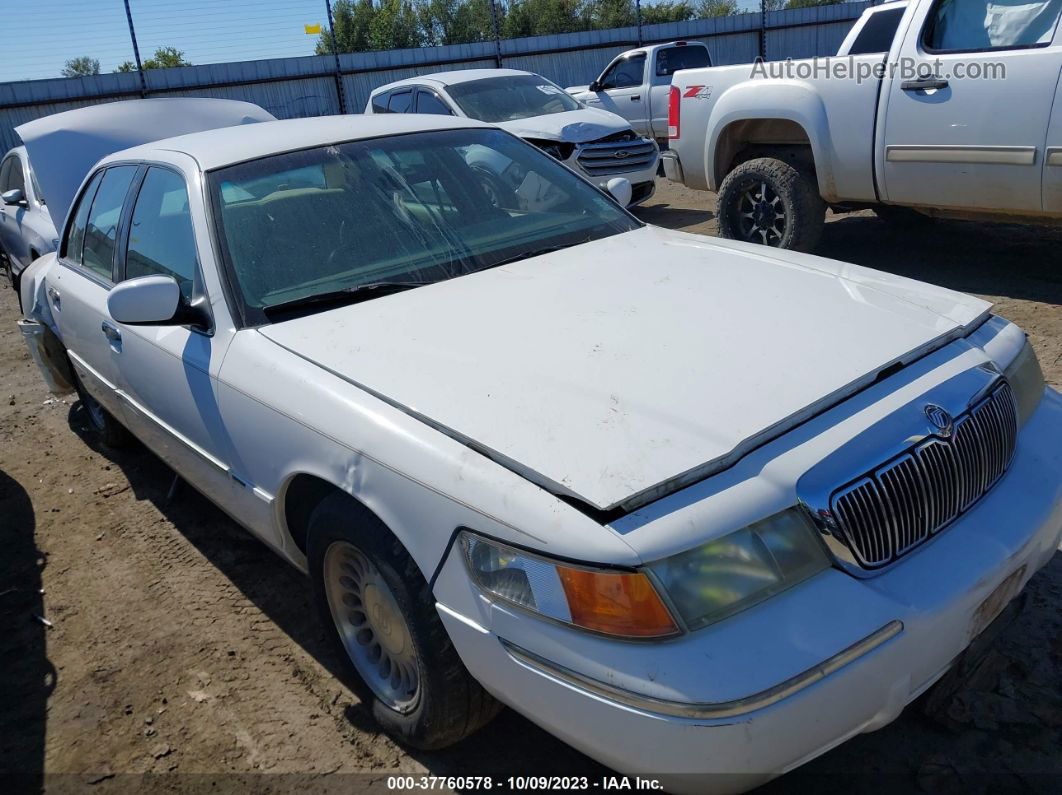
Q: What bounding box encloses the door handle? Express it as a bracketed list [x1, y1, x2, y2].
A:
[101, 321, 122, 346]
[631, 95, 641, 101]
[47, 286, 61, 311]
[901, 77, 949, 91]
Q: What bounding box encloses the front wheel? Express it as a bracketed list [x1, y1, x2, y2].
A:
[717, 157, 826, 252]
[308, 493, 501, 749]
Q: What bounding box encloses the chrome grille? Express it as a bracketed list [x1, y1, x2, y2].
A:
[576, 135, 657, 176]
[830, 383, 1017, 568]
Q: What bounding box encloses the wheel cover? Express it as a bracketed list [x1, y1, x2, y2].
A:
[735, 180, 788, 246]
[323, 541, 420, 713]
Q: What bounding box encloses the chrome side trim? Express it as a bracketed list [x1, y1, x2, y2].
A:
[1047, 148, 1062, 167]
[500, 620, 903, 720]
[886, 145, 1037, 166]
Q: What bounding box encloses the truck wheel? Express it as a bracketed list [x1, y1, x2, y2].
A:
[717, 157, 825, 252]
[73, 371, 132, 449]
[308, 492, 501, 750]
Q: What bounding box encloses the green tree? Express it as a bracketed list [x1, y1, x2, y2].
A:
[62, 56, 100, 77]
[420, 0, 498, 46]
[697, 0, 737, 18]
[785, 0, 842, 8]
[592, 0, 635, 30]
[369, 0, 424, 49]
[316, 0, 376, 54]
[641, 1, 697, 24]
[114, 46, 191, 72]
[502, 0, 586, 38]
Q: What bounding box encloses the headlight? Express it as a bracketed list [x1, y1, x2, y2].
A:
[1003, 337, 1044, 427]
[647, 509, 829, 631]
[461, 533, 679, 639]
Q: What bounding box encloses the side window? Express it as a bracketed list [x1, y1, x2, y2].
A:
[600, 55, 646, 90]
[848, 8, 905, 54]
[923, 0, 1062, 51]
[655, 46, 710, 77]
[62, 170, 104, 265]
[6, 157, 26, 195]
[125, 167, 197, 300]
[371, 92, 390, 113]
[387, 90, 413, 113]
[82, 166, 137, 281]
[415, 90, 453, 115]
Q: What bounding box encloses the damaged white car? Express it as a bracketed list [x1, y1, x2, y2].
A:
[17, 99, 1062, 793]
[366, 69, 660, 207]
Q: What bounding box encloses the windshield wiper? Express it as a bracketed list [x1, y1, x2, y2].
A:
[485, 237, 592, 269]
[262, 281, 429, 320]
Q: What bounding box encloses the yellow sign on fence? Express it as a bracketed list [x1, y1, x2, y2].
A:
[304, 23, 322, 35]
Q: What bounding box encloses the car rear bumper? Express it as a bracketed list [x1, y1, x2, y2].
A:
[435, 388, 1062, 794]
[660, 150, 684, 184]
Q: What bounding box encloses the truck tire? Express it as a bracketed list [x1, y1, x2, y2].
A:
[308, 491, 502, 750]
[717, 157, 826, 252]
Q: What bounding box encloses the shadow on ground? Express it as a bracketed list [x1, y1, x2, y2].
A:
[0, 468, 54, 793]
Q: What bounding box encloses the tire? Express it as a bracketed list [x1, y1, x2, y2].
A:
[471, 165, 517, 211]
[717, 157, 826, 252]
[73, 370, 132, 449]
[873, 205, 934, 226]
[308, 492, 501, 749]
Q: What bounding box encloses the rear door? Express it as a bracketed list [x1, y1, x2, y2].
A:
[583, 53, 649, 134]
[50, 165, 138, 419]
[881, 0, 1062, 213]
[1042, 21, 1062, 213]
[649, 44, 710, 141]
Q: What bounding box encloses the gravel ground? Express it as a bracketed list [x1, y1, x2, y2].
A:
[1, 178, 1061, 794]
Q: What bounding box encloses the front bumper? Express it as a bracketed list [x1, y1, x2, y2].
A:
[564, 152, 659, 207]
[434, 388, 1062, 793]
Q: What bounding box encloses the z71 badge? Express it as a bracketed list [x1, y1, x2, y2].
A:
[683, 85, 713, 100]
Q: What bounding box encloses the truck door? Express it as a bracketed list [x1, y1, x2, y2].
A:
[880, 0, 1062, 214]
[649, 44, 711, 143]
[584, 53, 649, 134]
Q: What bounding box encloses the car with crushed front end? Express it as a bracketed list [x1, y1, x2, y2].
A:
[16, 98, 1062, 794]
[1, 145, 58, 305]
[366, 69, 660, 207]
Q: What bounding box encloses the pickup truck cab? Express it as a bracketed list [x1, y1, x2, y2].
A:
[663, 0, 1062, 250]
[567, 41, 711, 147]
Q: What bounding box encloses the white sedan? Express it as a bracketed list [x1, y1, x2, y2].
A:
[366, 69, 660, 206]
[1, 145, 58, 304]
[17, 100, 1062, 793]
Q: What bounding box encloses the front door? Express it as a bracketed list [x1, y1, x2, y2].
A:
[0, 154, 29, 268]
[881, 0, 1062, 213]
[584, 53, 648, 135]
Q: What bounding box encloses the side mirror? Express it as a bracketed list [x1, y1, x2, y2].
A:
[606, 177, 632, 207]
[2, 188, 26, 207]
[107, 275, 181, 325]
[589, 80, 602, 92]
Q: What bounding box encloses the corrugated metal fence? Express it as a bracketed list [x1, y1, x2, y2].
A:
[0, 3, 875, 153]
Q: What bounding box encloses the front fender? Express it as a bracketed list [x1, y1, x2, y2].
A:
[706, 80, 836, 201]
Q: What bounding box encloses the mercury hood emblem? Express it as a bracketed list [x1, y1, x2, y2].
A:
[924, 404, 954, 437]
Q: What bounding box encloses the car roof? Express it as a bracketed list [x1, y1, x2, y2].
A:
[372, 68, 534, 95]
[101, 113, 491, 171]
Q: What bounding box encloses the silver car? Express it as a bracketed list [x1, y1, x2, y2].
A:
[1, 145, 58, 303]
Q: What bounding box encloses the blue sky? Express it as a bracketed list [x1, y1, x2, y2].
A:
[1, 0, 765, 84]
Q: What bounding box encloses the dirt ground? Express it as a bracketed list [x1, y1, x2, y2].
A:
[2, 179, 1061, 794]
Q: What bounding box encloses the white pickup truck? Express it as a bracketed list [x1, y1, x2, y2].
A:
[663, 0, 1062, 250]
[566, 41, 711, 147]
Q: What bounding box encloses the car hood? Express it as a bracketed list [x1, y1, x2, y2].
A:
[16, 98, 275, 234]
[259, 226, 990, 513]
[565, 85, 591, 95]
[494, 107, 630, 143]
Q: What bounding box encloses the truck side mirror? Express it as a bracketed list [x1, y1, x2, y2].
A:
[589, 80, 602, 92]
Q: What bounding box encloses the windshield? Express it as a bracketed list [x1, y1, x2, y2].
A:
[208, 128, 639, 324]
[447, 76, 581, 123]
